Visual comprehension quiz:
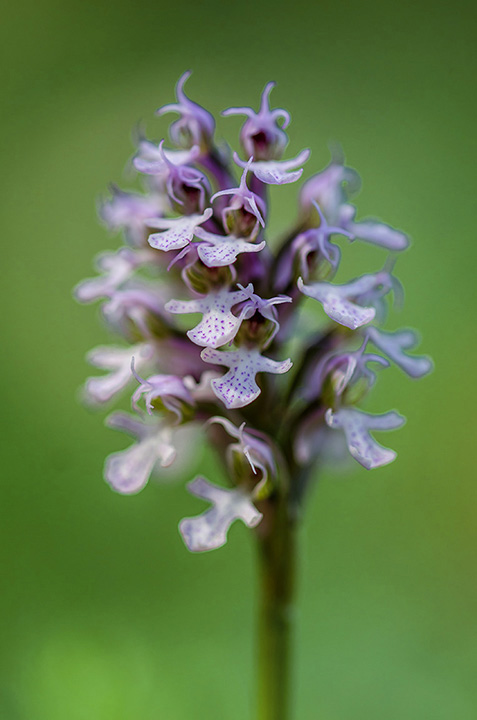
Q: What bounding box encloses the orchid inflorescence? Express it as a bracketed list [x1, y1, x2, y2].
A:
[76, 73, 432, 553]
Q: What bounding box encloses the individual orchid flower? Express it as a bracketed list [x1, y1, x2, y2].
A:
[325, 407, 406, 469]
[201, 346, 292, 409]
[366, 326, 433, 378]
[157, 71, 216, 149]
[209, 416, 277, 484]
[223, 81, 291, 160]
[233, 149, 310, 186]
[179, 476, 263, 552]
[100, 284, 169, 339]
[83, 342, 154, 406]
[300, 158, 360, 224]
[146, 207, 213, 252]
[297, 270, 393, 329]
[74, 248, 149, 303]
[293, 200, 354, 282]
[304, 346, 389, 405]
[131, 359, 194, 420]
[211, 159, 266, 230]
[99, 186, 166, 246]
[104, 411, 177, 494]
[193, 226, 266, 267]
[165, 286, 252, 348]
[135, 140, 210, 213]
[235, 283, 292, 346]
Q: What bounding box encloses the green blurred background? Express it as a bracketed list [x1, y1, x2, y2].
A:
[1, 0, 476, 718]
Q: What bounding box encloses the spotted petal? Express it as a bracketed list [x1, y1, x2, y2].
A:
[298, 277, 376, 329]
[201, 347, 292, 409]
[165, 287, 250, 348]
[194, 227, 266, 267]
[147, 208, 212, 252]
[367, 327, 433, 378]
[179, 476, 262, 552]
[325, 408, 406, 469]
[233, 149, 310, 185]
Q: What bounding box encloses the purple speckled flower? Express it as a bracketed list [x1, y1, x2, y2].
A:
[76, 75, 431, 554]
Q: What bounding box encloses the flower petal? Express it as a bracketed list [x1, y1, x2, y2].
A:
[104, 436, 160, 494]
[74, 248, 143, 303]
[134, 140, 201, 175]
[104, 414, 177, 493]
[325, 407, 406, 469]
[100, 187, 166, 246]
[179, 476, 262, 552]
[298, 277, 376, 329]
[165, 287, 250, 348]
[84, 343, 153, 406]
[105, 410, 148, 440]
[234, 149, 310, 185]
[201, 347, 292, 409]
[367, 327, 433, 378]
[147, 209, 212, 252]
[340, 204, 410, 251]
[194, 230, 266, 268]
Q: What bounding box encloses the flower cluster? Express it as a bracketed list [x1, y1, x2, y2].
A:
[76, 73, 432, 552]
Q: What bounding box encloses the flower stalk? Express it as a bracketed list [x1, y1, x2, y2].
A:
[256, 490, 296, 720]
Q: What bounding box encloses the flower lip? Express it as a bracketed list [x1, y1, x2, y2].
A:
[325, 407, 406, 470]
[233, 149, 311, 186]
[179, 476, 263, 552]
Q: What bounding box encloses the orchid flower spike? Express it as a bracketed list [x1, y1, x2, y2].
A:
[77, 74, 431, 556]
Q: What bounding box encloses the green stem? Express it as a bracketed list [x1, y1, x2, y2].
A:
[256, 495, 297, 720]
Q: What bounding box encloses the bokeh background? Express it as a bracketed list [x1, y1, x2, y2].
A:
[2, 0, 476, 718]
